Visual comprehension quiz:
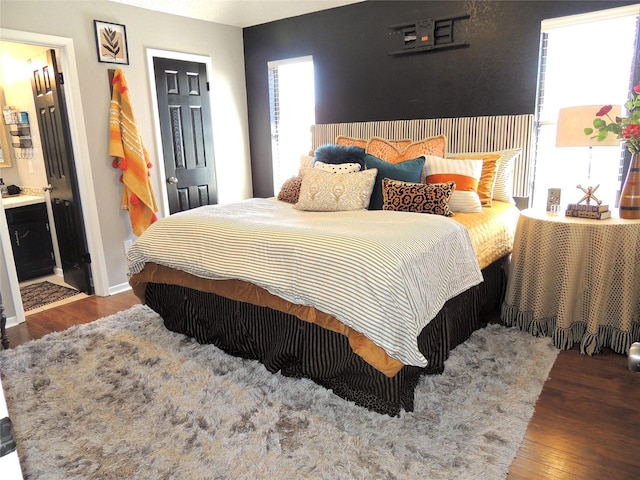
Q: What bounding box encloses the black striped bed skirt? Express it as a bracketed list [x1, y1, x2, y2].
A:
[144, 255, 508, 416]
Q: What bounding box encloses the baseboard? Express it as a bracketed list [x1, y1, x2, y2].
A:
[5, 315, 22, 328]
[108, 282, 132, 296]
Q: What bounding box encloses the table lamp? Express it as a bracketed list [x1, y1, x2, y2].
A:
[555, 105, 622, 203]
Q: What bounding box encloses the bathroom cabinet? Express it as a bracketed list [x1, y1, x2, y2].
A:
[5, 203, 55, 281]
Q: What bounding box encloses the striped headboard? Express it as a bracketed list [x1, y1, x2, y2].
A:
[310, 114, 534, 198]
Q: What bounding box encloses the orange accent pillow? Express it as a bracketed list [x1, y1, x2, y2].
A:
[428, 173, 478, 191]
[366, 136, 447, 164]
[337, 135, 412, 150]
[447, 153, 502, 206]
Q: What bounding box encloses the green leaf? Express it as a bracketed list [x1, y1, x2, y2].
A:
[593, 118, 606, 129]
[584, 127, 594, 135]
[597, 130, 609, 141]
[609, 124, 622, 136]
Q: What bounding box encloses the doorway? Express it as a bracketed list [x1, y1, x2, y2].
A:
[0, 29, 109, 327]
[1, 42, 90, 314]
[152, 56, 218, 213]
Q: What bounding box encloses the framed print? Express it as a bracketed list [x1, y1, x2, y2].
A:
[94, 20, 129, 64]
[546, 188, 561, 211]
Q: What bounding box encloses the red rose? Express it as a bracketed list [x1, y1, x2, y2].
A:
[596, 105, 613, 116]
[622, 124, 640, 138]
[634, 85, 640, 94]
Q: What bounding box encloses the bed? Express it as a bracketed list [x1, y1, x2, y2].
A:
[128, 115, 532, 416]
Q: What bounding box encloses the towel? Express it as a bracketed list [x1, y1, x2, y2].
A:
[109, 68, 158, 236]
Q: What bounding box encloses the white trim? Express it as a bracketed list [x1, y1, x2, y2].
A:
[0, 199, 24, 325]
[542, 4, 640, 31]
[108, 281, 132, 295]
[145, 48, 216, 218]
[267, 54, 313, 69]
[0, 29, 109, 318]
[4, 315, 20, 329]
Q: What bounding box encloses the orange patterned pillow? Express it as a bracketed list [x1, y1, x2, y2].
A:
[337, 135, 412, 150]
[366, 136, 447, 164]
[447, 153, 502, 206]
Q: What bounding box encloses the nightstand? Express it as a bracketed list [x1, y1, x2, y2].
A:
[501, 208, 640, 355]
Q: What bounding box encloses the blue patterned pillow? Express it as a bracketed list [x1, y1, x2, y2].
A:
[364, 153, 426, 210]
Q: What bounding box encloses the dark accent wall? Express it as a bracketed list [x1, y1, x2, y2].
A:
[244, 0, 635, 197]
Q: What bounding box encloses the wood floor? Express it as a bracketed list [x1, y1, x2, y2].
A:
[4, 292, 640, 479]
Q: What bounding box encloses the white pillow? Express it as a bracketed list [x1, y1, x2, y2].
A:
[313, 161, 362, 174]
[298, 154, 314, 176]
[423, 156, 483, 213]
[445, 148, 522, 204]
[294, 168, 377, 212]
[492, 149, 522, 204]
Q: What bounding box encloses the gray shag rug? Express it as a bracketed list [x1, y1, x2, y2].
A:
[0, 304, 558, 479]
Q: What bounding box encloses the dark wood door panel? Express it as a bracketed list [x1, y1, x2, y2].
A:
[176, 184, 210, 211]
[31, 49, 92, 294]
[153, 57, 217, 214]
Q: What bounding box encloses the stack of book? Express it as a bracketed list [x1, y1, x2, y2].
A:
[565, 203, 611, 219]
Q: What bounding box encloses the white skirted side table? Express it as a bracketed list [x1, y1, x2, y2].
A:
[501, 208, 640, 355]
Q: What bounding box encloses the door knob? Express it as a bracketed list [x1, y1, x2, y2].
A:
[167, 176, 178, 185]
[43, 184, 53, 192]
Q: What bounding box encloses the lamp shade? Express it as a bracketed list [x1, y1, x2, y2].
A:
[555, 105, 622, 147]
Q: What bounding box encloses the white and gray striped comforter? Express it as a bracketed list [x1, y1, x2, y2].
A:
[127, 198, 483, 367]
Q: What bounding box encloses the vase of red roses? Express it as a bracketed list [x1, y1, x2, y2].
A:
[585, 85, 640, 219]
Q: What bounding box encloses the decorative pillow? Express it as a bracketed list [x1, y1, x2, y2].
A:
[492, 148, 522, 204]
[366, 136, 447, 164]
[294, 168, 377, 212]
[298, 154, 314, 176]
[423, 155, 483, 213]
[277, 176, 302, 204]
[363, 153, 425, 210]
[447, 153, 502, 206]
[382, 178, 455, 216]
[314, 144, 366, 170]
[313, 160, 361, 174]
[335, 135, 367, 148]
[336, 135, 413, 150]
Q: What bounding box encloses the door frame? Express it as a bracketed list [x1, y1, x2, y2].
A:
[145, 48, 216, 217]
[0, 29, 109, 325]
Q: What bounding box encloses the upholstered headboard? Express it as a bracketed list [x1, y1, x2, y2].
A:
[310, 114, 534, 198]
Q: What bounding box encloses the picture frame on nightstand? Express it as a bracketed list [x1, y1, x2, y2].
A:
[546, 188, 561, 211]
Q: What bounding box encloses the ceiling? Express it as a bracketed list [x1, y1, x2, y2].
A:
[108, 0, 365, 28]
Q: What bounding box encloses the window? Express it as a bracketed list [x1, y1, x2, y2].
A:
[531, 6, 638, 210]
[268, 56, 315, 194]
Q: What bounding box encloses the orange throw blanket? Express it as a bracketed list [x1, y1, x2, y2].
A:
[109, 68, 158, 236]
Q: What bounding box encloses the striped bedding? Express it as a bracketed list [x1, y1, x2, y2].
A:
[127, 198, 483, 367]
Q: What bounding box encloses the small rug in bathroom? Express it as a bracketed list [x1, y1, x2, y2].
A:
[19, 281, 80, 312]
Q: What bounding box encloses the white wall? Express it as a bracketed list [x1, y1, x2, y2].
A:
[0, 1, 252, 318]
